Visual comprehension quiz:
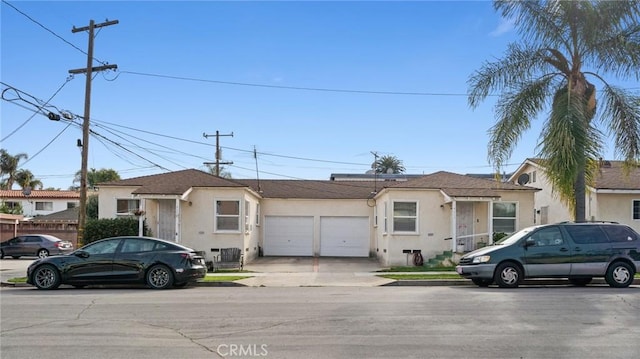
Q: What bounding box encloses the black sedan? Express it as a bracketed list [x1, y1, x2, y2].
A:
[27, 236, 207, 290]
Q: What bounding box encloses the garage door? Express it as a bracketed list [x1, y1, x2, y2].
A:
[320, 217, 370, 257]
[264, 216, 313, 256]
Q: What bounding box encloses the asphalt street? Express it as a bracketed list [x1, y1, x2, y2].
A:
[1, 285, 639, 359]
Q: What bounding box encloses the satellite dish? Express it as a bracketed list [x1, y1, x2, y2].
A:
[517, 173, 530, 185]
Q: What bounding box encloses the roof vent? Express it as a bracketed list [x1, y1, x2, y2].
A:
[517, 173, 530, 185]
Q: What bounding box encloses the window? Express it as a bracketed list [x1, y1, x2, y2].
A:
[493, 202, 517, 234]
[215, 200, 240, 231]
[84, 239, 121, 255]
[244, 201, 251, 232]
[602, 225, 638, 242]
[116, 199, 140, 215]
[35, 202, 53, 211]
[565, 225, 608, 244]
[383, 202, 388, 233]
[121, 238, 155, 253]
[532, 171, 537, 183]
[374, 206, 378, 227]
[5, 201, 20, 209]
[255, 203, 261, 226]
[24, 236, 44, 243]
[67, 202, 77, 209]
[633, 200, 640, 220]
[393, 201, 418, 233]
[530, 227, 564, 246]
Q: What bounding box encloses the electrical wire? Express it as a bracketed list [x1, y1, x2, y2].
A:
[1, 78, 73, 142]
[2, 0, 109, 66]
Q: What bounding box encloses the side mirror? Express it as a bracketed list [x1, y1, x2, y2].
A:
[74, 250, 90, 258]
[524, 238, 536, 247]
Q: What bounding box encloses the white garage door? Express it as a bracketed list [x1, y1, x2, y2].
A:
[320, 216, 370, 257]
[264, 216, 314, 256]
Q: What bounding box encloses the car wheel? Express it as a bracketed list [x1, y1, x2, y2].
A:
[146, 264, 174, 289]
[472, 278, 492, 287]
[32, 265, 61, 290]
[568, 277, 592, 286]
[494, 262, 522, 288]
[37, 249, 49, 258]
[605, 262, 634, 288]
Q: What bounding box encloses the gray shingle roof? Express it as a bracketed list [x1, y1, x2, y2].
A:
[527, 158, 640, 190]
[99, 169, 537, 199]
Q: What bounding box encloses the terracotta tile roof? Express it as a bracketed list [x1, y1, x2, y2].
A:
[526, 158, 640, 190]
[0, 190, 80, 199]
[238, 179, 377, 199]
[386, 171, 538, 198]
[98, 169, 246, 195]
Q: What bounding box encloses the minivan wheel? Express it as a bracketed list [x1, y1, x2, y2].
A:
[472, 278, 493, 287]
[605, 262, 634, 288]
[146, 264, 174, 289]
[568, 277, 592, 286]
[494, 262, 522, 288]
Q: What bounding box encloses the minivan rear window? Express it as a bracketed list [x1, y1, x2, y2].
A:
[564, 225, 609, 244]
[601, 225, 638, 242]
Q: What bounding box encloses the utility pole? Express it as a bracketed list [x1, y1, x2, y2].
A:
[203, 131, 234, 176]
[69, 19, 118, 247]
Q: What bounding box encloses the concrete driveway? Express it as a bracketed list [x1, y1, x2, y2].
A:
[239, 256, 394, 287]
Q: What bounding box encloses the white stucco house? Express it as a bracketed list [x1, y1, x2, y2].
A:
[508, 158, 640, 233]
[0, 190, 80, 218]
[97, 169, 538, 266]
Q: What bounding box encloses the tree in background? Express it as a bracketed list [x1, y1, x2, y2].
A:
[468, 1, 640, 221]
[374, 155, 406, 174]
[205, 164, 233, 179]
[86, 194, 99, 220]
[72, 168, 121, 190]
[14, 169, 43, 190]
[0, 149, 28, 190]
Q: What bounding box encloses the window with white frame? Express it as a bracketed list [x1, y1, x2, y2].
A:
[116, 199, 140, 215]
[35, 202, 53, 211]
[5, 201, 20, 210]
[393, 201, 418, 233]
[493, 202, 517, 233]
[374, 206, 378, 227]
[244, 201, 251, 232]
[255, 203, 261, 226]
[383, 202, 388, 233]
[215, 200, 240, 231]
[633, 200, 640, 220]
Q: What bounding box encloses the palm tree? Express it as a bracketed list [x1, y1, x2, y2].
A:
[374, 155, 406, 174]
[0, 149, 28, 190]
[14, 169, 43, 190]
[73, 168, 121, 189]
[468, 1, 640, 221]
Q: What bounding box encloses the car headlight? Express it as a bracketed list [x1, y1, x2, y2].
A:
[472, 255, 491, 264]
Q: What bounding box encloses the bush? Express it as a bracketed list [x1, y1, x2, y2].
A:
[83, 217, 151, 244]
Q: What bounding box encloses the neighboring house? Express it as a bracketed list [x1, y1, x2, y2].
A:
[509, 158, 640, 233]
[0, 190, 80, 218]
[97, 169, 537, 266]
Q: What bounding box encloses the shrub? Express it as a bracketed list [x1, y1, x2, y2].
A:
[83, 217, 151, 244]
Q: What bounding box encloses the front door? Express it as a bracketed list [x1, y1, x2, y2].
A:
[456, 202, 474, 251]
[157, 199, 177, 241]
[523, 226, 572, 276]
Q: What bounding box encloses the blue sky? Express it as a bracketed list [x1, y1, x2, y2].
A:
[0, 1, 630, 190]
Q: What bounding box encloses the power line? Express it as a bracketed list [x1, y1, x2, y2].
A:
[119, 70, 474, 97]
[2, 0, 108, 65]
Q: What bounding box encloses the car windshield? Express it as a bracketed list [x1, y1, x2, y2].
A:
[495, 227, 536, 245]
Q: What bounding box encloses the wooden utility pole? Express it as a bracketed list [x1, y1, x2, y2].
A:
[69, 19, 118, 246]
[203, 131, 234, 176]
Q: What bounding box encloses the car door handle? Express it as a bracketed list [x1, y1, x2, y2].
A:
[573, 247, 582, 252]
[559, 247, 569, 252]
